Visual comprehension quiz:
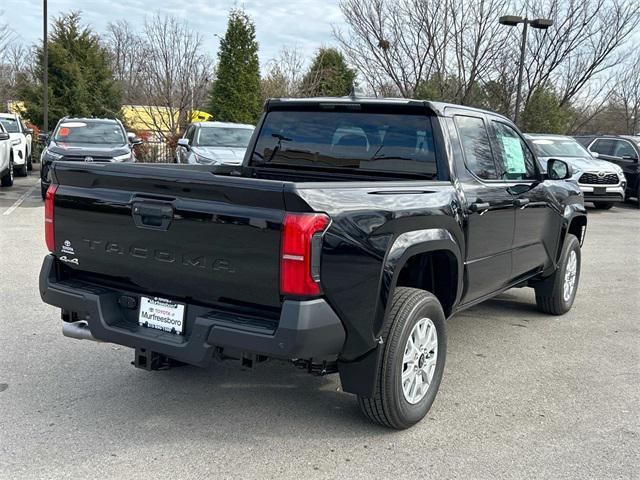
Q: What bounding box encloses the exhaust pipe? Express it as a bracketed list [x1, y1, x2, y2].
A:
[62, 321, 101, 342]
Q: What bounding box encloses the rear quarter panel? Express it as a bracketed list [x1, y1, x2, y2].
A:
[293, 182, 464, 360]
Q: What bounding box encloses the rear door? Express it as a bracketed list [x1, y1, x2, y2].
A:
[446, 112, 515, 303]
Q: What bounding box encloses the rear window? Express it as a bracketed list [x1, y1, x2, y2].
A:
[251, 111, 437, 177]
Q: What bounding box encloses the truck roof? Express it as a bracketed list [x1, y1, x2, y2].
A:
[266, 96, 511, 122]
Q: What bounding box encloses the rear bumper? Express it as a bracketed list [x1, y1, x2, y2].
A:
[39, 255, 346, 366]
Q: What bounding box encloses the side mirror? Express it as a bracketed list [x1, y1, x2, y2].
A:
[0, 132, 9, 141]
[590, 151, 599, 158]
[38, 133, 49, 144]
[177, 138, 190, 150]
[130, 137, 143, 146]
[547, 158, 573, 180]
[25, 128, 34, 135]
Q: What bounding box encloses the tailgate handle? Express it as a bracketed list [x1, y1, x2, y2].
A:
[132, 202, 174, 230]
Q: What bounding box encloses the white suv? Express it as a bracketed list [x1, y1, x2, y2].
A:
[0, 122, 13, 187]
[0, 113, 33, 177]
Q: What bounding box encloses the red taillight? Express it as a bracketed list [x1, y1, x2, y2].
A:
[45, 184, 57, 252]
[280, 213, 330, 296]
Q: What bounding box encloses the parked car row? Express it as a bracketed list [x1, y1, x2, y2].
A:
[3, 108, 637, 212]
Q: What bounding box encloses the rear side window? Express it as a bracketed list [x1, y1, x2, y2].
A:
[612, 140, 636, 158]
[251, 111, 437, 178]
[454, 115, 497, 179]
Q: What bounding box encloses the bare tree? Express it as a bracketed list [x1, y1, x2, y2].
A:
[611, 54, 640, 134]
[523, 0, 640, 107]
[111, 15, 213, 140]
[261, 45, 305, 99]
[334, 0, 511, 101]
[106, 20, 147, 104]
[0, 12, 26, 109]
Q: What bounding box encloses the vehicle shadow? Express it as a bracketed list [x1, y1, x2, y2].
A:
[28, 290, 551, 444]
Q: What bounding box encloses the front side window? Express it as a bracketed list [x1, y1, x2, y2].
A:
[454, 115, 497, 180]
[54, 121, 126, 145]
[491, 121, 537, 180]
[251, 111, 437, 177]
[195, 127, 254, 148]
[590, 139, 616, 156]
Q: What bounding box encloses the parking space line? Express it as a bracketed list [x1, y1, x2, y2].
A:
[2, 180, 40, 216]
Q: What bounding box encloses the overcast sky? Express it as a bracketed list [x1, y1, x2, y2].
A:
[3, 0, 347, 68]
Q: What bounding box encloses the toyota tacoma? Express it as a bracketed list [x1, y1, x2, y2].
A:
[39, 97, 587, 429]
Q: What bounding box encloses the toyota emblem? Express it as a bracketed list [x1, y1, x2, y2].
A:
[84, 156, 94, 162]
[597, 171, 605, 178]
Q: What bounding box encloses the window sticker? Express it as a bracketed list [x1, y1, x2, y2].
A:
[58, 127, 70, 137]
[499, 135, 526, 174]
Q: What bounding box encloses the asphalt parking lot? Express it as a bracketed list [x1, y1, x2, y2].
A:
[0, 170, 638, 480]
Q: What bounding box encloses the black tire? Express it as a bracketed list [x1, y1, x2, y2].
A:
[592, 202, 613, 210]
[27, 150, 33, 171]
[357, 287, 446, 430]
[41, 182, 48, 200]
[15, 162, 27, 177]
[535, 234, 581, 315]
[1, 159, 14, 187]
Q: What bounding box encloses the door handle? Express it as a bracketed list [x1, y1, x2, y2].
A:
[132, 202, 174, 230]
[469, 202, 490, 212]
[514, 198, 530, 208]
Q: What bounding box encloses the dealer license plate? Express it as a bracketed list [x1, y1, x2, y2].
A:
[593, 187, 606, 195]
[138, 296, 185, 334]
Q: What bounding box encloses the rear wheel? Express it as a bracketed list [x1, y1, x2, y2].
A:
[357, 287, 446, 429]
[27, 150, 33, 171]
[535, 234, 581, 315]
[592, 202, 613, 210]
[1, 159, 14, 187]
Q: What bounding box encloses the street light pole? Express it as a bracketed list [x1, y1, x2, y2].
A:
[43, 0, 48, 132]
[499, 15, 553, 126]
[514, 19, 528, 125]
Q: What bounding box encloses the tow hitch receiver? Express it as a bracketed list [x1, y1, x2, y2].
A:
[133, 348, 186, 371]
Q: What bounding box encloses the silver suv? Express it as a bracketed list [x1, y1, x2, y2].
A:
[526, 134, 625, 210]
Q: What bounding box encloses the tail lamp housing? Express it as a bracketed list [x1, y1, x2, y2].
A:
[45, 185, 57, 252]
[280, 212, 330, 296]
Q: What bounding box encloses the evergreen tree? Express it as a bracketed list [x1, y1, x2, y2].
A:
[301, 48, 356, 97]
[21, 12, 120, 129]
[520, 86, 570, 133]
[208, 9, 261, 124]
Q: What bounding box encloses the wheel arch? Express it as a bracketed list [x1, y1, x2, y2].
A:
[338, 228, 462, 398]
[379, 229, 463, 326]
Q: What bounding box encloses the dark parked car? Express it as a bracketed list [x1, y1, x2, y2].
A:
[40, 97, 586, 429]
[39, 117, 142, 199]
[574, 134, 640, 204]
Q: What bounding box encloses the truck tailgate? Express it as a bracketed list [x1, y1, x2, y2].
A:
[50, 163, 287, 310]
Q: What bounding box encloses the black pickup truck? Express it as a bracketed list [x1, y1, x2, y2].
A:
[39, 97, 586, 429]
